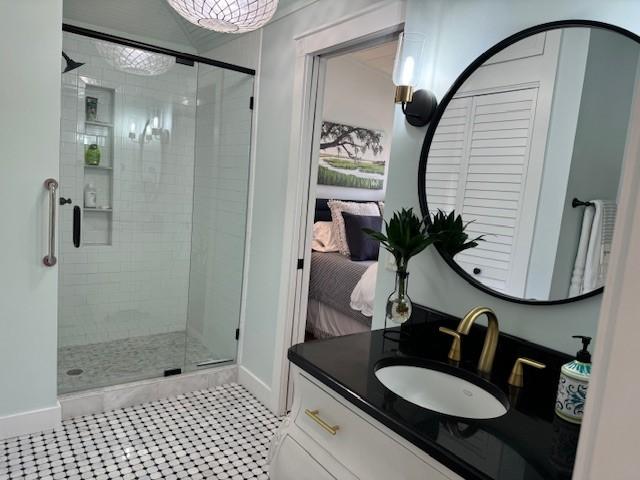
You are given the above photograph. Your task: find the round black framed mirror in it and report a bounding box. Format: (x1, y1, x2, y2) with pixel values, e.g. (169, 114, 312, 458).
(418, 20, 640, 305)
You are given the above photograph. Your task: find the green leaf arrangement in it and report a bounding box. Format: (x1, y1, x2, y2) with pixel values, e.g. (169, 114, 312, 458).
(363, 208, 434, 273)
(427, 209, 485, 257)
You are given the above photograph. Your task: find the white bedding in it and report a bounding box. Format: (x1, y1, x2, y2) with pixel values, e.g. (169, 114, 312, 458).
(306, 298, 371, 339)
(305, 251, 378, 339)
(350, 262, 378, 317)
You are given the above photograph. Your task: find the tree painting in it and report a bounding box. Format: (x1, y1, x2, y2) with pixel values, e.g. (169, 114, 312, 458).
(318, 121, 386, 190)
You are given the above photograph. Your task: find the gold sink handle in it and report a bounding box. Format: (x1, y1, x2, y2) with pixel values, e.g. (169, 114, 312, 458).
(439, 327, 462, 362)
(508, 357, 546, 388)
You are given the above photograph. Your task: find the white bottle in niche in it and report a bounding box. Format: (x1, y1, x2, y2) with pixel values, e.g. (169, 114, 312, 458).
(84, 183, 97, 208)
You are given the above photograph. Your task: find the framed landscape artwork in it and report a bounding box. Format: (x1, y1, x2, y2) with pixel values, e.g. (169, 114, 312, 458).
(317, 121, 387, 191)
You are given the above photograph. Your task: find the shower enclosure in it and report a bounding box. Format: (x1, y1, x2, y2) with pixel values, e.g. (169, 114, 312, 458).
(57, 28, 253, 394)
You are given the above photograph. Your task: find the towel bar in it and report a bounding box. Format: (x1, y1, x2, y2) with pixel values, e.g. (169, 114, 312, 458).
(572, 198, 594, 208)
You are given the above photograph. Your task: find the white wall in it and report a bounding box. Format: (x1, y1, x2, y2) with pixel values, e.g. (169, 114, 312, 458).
(374, 0, 640, 357)
(58, 33, 198, 348)
(573, 55, 640, 479)
(525, 28, 589, 299)
(204, 31, 261, 70)
(232, 0, 399, 398)
(317, 53, 396, 201)
(549, 28, 638, 297)
(0, 0, 62, 434)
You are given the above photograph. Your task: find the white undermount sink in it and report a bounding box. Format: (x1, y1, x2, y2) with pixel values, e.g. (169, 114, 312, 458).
(375, 362, 509, 420)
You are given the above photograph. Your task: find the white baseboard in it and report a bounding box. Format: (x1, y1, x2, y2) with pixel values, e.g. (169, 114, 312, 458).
(0, 402, 61, 440)
(238, 365, 274, 412)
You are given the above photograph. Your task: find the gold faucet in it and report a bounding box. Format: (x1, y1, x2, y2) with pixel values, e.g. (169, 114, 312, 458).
(508, 357, 546, 388)
(439, 306, 499, 375)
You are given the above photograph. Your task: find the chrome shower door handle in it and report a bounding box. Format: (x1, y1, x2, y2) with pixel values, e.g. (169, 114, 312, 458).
(43, 178, 58, 267)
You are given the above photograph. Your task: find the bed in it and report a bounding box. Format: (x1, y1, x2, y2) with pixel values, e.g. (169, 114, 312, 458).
(305, 199, 380, 339)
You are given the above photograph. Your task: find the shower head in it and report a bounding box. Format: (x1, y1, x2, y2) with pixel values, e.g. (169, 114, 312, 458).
(62, 51, 85, 73)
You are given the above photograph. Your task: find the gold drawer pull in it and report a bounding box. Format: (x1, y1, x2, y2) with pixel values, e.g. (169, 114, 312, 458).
(304, 409, 340, 435)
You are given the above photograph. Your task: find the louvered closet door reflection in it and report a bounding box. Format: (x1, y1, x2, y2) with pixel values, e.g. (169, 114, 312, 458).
(426, 88, 539, 294)
(455, 88, 539, 295)
(426, 97, 472, 213)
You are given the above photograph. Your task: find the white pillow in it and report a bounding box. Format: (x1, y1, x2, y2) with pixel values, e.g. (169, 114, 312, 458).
(327, 200, 381, 256)
(311, 221, 340, 252)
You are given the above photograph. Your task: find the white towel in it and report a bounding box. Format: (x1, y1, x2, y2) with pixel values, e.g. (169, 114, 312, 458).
(569, 200, 617, 296)
(569, 206, 594, 296)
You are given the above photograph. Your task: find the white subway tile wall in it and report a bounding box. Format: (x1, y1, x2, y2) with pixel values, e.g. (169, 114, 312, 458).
(59, 32, 198, 348)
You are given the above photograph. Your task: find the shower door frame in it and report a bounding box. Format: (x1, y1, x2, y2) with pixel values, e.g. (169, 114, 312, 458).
(62, 24, 256, 76)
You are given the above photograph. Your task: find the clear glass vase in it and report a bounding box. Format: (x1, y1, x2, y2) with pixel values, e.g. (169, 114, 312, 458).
(386, 270, 412, 325)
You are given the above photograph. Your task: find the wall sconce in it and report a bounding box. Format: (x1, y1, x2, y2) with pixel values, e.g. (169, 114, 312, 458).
(393, 32, 438, 127)
(129, 122, 137, 141)
(151, 115, 162, 137)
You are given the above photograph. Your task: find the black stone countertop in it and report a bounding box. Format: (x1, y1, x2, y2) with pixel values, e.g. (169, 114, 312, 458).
(288, 305, 582, 480)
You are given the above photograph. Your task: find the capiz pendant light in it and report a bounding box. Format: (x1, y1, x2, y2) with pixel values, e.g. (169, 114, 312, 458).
(167, 0, 279, 33)
(95, 42, 174, 76)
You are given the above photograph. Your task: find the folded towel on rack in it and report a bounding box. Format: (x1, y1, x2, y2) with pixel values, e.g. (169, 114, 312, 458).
(569, 207, 594, 297)
(569, 200, 617, 296)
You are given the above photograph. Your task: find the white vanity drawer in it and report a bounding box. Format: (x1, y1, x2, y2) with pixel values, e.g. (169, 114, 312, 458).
(270, 436, 342, 480)
(293, 372, 458, 480)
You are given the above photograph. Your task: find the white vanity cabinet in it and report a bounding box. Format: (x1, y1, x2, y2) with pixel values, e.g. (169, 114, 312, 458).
(269, 436, 356, 480)
(268, 368, 464, 480)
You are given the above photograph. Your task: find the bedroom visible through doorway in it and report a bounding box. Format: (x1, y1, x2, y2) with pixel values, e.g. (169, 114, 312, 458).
(303, 39, 398, 342)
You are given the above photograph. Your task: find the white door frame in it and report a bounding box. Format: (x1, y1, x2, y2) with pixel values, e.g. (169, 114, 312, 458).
(270, 0, 406, 415)
(284, 53, 327, 410)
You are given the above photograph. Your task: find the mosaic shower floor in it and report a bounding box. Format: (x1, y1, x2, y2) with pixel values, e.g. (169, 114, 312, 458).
(58, 332, 229, 394)
(0, 383, 279, 480)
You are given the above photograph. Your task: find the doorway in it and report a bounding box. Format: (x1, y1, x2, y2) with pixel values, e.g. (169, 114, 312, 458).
(282, 36, 401, 408)
(302, 40, 398, 342)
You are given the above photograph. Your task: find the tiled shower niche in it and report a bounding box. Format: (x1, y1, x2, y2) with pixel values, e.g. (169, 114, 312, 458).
(83, 85, 114, 245)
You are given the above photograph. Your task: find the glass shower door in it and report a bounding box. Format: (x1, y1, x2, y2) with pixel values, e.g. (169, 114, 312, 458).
(58, 32, 200, 393)
(58, 31, 254, 394)
(185, 64, 255, 371)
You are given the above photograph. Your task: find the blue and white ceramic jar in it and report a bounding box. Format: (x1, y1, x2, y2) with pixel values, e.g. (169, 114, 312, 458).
(555, 336, 592, 424)
(555, 360, 590, 423)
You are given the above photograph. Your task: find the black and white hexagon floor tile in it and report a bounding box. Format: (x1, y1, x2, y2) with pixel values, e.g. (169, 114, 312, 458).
(0, 384, 281, 480)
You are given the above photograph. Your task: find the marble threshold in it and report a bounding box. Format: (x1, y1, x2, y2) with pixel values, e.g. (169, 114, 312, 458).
(58, 364, 238, 420)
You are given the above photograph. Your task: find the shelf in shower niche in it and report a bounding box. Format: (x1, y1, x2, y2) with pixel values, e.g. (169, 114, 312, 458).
(83, 241, 111, 247)
(85, 120, 114, 128)
(84, 207, 113, 212)
(84, 165, 113, 171)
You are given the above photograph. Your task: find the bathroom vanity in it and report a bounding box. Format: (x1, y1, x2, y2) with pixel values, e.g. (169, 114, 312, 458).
(269, 306, 579, 480)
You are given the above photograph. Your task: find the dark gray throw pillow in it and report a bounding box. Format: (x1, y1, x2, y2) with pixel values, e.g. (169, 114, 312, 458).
(341, 212, 382, 261)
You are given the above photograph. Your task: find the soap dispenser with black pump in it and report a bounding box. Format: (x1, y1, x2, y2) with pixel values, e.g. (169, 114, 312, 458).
(555, 335, 592, 424)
